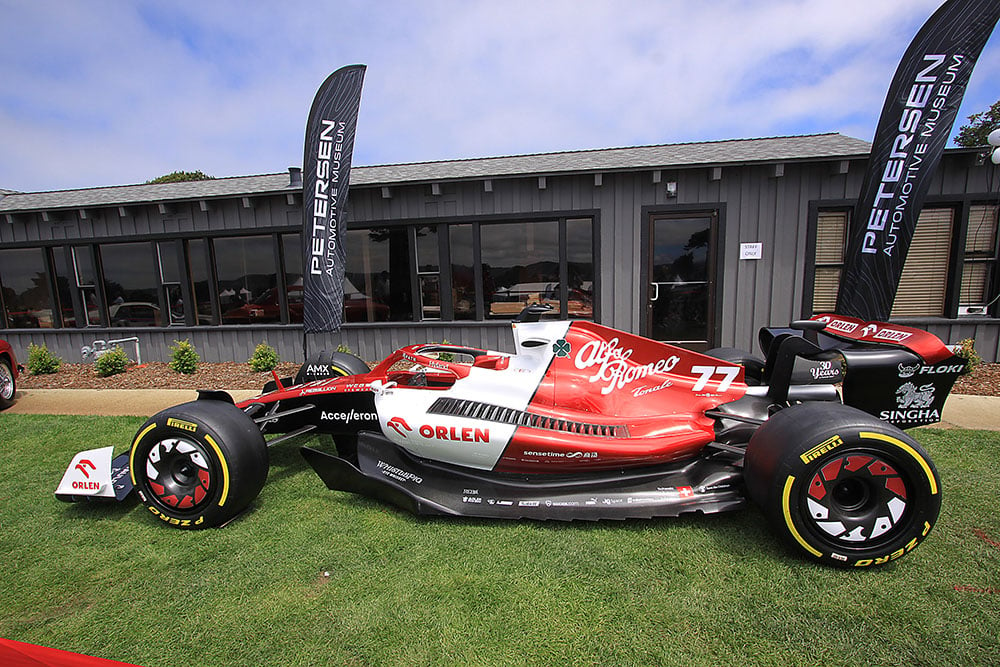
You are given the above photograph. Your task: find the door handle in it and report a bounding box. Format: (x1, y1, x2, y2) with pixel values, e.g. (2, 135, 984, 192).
(650, 283, 660, 302)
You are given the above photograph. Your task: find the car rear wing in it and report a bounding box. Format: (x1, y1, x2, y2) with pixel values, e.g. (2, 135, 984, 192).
(758, 317, 966, 429)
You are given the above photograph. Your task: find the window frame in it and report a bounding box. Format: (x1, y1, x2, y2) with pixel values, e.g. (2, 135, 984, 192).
(0, 211, 600, 329)
(806, 197, 997, 321)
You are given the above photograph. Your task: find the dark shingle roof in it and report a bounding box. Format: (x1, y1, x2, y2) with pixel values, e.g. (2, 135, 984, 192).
(0, 133, 872, 213)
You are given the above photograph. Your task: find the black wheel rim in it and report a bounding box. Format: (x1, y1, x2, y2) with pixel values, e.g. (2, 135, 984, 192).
(802, 450, 912, 548)
(144, 437, 213, 511)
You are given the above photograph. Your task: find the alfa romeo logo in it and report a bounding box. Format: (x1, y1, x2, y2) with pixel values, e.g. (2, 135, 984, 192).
(553, 339, 571, 358)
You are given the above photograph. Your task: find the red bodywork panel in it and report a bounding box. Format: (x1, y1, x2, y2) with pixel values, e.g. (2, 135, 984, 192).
(497, 322, 747, 472)
(237, 321, 748, 474)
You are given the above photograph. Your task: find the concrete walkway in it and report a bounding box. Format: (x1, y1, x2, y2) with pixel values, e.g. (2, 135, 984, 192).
(3, 388, 999, 430)
(4, 388, 261, 416)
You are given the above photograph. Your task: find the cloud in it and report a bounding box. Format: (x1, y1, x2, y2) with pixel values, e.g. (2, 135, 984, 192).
(0, 0, 993, 193)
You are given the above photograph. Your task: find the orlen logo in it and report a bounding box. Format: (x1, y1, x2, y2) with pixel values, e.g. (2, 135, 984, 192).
(418, 425, 490, 443)
(75, 459, 96, 479)
(817, 317, 858, 334)
(387, 417, 412, 437)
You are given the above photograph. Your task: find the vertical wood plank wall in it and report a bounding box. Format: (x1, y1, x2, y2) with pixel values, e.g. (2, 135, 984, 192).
(2, 152, 998, 363)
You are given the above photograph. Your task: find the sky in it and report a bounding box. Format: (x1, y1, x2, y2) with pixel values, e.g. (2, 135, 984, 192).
(1, 0, 997, 194)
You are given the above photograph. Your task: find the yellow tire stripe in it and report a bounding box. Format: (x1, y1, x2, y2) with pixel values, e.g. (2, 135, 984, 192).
(129, 423, 158, 486)
(782, 476, 823, 558)
(204, 434, 230, 506)
(860, 431, 938, 495)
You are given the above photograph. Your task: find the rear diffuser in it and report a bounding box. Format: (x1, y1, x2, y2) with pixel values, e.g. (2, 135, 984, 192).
(301, 432, 746, 520)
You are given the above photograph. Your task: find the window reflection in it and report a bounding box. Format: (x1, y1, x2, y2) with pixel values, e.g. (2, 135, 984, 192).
(345, 228, 407, 322)
(102, 243, 161, 327)
(481, 222, 559, 318)
(282, 233, 304, 324)
(450, 224, 475, 320)
(215, 236, 279, 324)
(187, 239, 215, 325)
(0, 248, 53, 328)
(1, 217, 596, 329)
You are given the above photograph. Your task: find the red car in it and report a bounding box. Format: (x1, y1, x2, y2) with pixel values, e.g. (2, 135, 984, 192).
(0, 339, 21, 410)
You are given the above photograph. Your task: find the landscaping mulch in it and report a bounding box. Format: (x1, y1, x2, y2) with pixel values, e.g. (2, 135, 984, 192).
(17, 361, 303, 391)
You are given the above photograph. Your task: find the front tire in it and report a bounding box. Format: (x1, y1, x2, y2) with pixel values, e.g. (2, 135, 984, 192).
(744, 403, 941, 568)
(130, 400, 268, 529)
(0, 358, 15, 409)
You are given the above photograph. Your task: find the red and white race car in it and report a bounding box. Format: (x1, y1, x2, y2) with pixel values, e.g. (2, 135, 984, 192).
(56, 307, 964, 568)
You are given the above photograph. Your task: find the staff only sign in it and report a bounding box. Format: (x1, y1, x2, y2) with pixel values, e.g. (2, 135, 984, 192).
(302, 64, 366, 333)
(836, 0, 1000, 321)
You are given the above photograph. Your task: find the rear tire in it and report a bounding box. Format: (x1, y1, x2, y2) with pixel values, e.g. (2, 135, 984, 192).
(130, 400, 268, 529)
(744, 403, 940, 568)
(295, 350, 370, 384)
(0, 358, 15, 410)
(706, 347, 764, 385)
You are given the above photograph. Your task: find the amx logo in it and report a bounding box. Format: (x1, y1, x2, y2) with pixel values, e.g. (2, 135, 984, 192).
(387, 417, 412, 437)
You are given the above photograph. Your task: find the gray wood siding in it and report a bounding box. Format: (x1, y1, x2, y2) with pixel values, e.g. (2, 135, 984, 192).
(4, 151, 999, 365)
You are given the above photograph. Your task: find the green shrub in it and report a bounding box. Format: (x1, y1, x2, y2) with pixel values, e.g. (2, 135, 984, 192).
(249, 342, 279, 372)
(169, 339, 200, 375)
(27, 343, 61, 375)
(95, 346, 130, 377)
(336, 343, 353, 355)
(956, 338, 982, 375)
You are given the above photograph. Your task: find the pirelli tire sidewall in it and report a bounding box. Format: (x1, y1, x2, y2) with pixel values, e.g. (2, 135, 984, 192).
(130, 400, 269, 529)
(744, 402, 941, 568)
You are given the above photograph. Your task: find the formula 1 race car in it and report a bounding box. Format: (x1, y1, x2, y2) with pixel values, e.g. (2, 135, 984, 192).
(56, 307, 965, 568)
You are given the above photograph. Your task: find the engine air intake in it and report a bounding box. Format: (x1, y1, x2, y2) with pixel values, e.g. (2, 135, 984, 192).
(428, 397, 628, 438)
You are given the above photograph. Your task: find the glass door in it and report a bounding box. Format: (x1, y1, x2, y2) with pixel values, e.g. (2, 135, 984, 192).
(645, 213, 715, 350)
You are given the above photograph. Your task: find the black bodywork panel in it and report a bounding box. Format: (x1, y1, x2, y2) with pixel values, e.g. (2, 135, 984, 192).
(301, 432, 747, 520)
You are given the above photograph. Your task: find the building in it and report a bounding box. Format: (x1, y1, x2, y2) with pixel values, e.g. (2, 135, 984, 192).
(1, 133, 998, 365)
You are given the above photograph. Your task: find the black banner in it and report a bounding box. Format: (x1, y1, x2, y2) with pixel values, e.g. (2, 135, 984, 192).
(836, 0, 1000, 321)
(302, 65, 366, 333)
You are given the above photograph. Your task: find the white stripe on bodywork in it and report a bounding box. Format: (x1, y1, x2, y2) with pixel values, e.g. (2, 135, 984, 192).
(375, 321, 570, 470)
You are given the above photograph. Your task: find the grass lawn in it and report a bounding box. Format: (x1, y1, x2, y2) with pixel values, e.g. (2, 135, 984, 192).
(1, 414, 999, 666)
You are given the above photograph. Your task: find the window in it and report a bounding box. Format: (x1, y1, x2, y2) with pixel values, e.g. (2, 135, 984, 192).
(157, 241, 186, 326)
(482, 221, 560, 318)
(450, 224, 476, 320)
(51, 247, 77, 327)
(281, 233, 303, 324)
(812, 211, 848, 313)
(187, 239, 215, 325)
(566, 218, 595, 319)
(102, 242, 161, 326)
(0, 248, 54, 328)
(812, 205, 998, 319)
(345, 228, 408, 322)
(890, 208, 953, 318)
(960, 204, 999, 313)
(214, 236, 279, 325)
(69, 246, 101, 326)
(415, 226, 441, 320)
(0, 214, 596, 330)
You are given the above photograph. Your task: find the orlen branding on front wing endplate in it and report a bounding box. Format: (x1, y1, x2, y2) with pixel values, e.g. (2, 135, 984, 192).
(55, 446, 118, 499)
